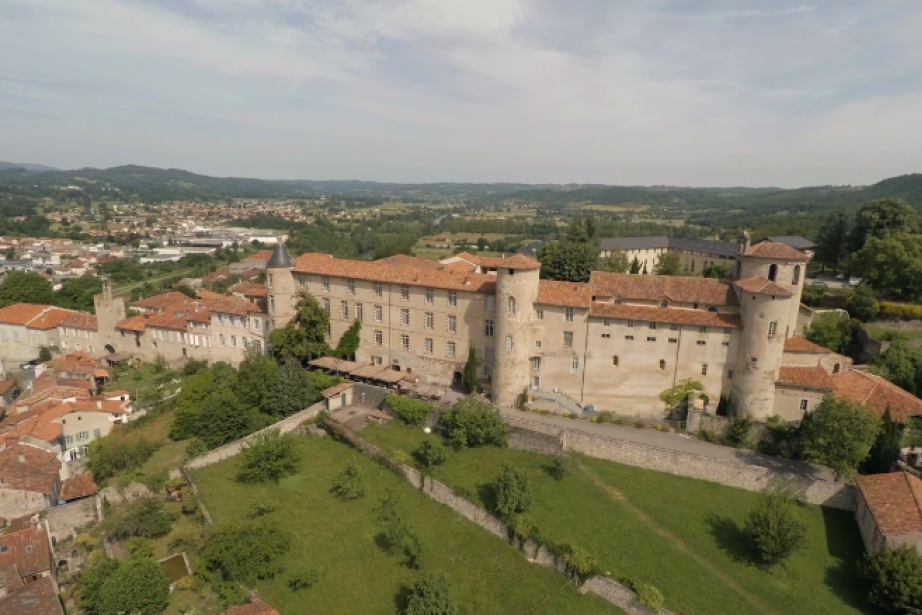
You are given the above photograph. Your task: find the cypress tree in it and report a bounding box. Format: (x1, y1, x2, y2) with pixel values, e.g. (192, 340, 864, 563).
(462, 347, 478, 394)
(864, 408, 904, 474)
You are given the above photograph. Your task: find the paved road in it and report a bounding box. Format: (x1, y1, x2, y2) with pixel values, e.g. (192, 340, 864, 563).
(499, 408, 836, 482)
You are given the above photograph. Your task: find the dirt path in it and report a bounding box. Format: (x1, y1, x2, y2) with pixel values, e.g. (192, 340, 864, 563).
(579, 464, 783, 615)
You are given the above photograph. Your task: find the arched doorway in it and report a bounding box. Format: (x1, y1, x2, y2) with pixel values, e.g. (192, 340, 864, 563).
(452, 371, 462, 387)
(768, 264, 778, 282)
(104, 344, 116, 354)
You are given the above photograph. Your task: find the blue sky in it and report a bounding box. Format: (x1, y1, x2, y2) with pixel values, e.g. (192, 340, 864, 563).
(1, 0, 920, 186)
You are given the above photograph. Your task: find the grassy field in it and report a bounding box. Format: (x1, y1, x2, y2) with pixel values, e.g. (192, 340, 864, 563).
(576, 201, 651, 212)
(193, 434, 624, 615)
(362, 422, 874, 615)
(864, 323, 922, 342)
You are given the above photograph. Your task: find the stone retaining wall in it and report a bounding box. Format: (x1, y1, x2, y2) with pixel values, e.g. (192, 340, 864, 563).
(504, 417, 856, 511)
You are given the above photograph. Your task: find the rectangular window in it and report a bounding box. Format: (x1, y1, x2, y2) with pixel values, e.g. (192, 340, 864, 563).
(374, 330, 383, 346)
(448, 291, 457, 307)
(564, 331, 574, 347)
(374, 304, 383, 322)
(625, 334, 635, 341)
(535, 340, 542, 349)
(400, 334, 410, 350)
(699, 326, 708, 333)
(447, 314, 457, 333)
(425, 311, 434, 330)
(647, 336, 656, 342)
(531, 357, 541, 371)
(230, 335, 236, 347)
(571, 356, 580, 374)
(800, 399, 809, 411)
(446, 341, 456, 358)
(322, 276, 330, 292)
(219, 333, 225, 345)
(340, 301, 349, 320)
(627, 320, 635, 328)
(356, 302, 364, 321)
(728, 370, 734, 379)
(65, 435, 73, 444)
(347, 279, 356, 295)
(13, 331, 18, 342)
(484, 320, 494, 337)
(374, 282, 384, 297)
(536, 309, 544, 320)
(425, 288, 434, 304)
(603, 318, 610, 327)
(77, 431, 89, 441)
(701, 364, 708, 376)
(696, 340, 706, 346)
(424, 338, 434, 354)
(722, 341, 730, 347)
(485, 296, 494, 312)
(401, 285, 410, 301)
(485, 347, 494, 361)
(322, 297, 330, 313)
(668, 338, 678, 343)
(0, 330, 5, 341)
(565, 307, 575, 322)
(484, 365, 493, 379)
(602, 333, 611, 339)
(93, 428, 101, 439)
(372, 355, 383, 365)
(670, 323, 679, 331)
(723, 327, 732, 335)
(649, 322, 657, 330)
(400, 308, 410, 326)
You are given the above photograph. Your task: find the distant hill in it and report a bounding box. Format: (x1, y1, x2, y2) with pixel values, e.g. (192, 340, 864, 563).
(0, 161, 59, 172)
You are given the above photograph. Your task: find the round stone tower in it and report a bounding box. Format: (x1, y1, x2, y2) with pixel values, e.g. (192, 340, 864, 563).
(492, 254, 541, 408)
(731, 236, 810, 419)
(266, 242, 296, 330)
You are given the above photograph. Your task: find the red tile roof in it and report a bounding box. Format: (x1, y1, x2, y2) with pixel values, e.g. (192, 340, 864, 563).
(776, 366, 834, 390)
(0, 445, 59, 495)
(222, 599, 280, 615)
(589, 302, 743, 329)
(497, 254, 541, 270)
(0, 380, 14, 396)
(129, 291, 197, 312)
(536, 280, 592, 308)
(0, 527, 52, 579)
(114, 315, 147, 332)
(0, 576, 62, 615)
(246, 250, 275, 263)
(745, 241, 810, 261)
(0, 304, 78, 330)
(292, 253, 497, 293)
(376, 254, 443, 270)
(589, 272, 738, 306)
(784, 337, 832, 354)
(321, 382, 353, 398)
(229, 282, 268, 298)
(858, 472, 922, 537)
(61, 472, 99, 501)
(58, 312, 97, 331)
(732, 277, 794, 297)
(833, 370, 922, 423)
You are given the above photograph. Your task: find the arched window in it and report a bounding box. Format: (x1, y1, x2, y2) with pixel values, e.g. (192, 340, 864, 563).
(507, 296, 516, 316)
(659, 359, 666, 370)
(833, 363, 841, 374)
(793, 265, 801, 285)
(768, 264, 778, 282)
(768, 321, 778, 336)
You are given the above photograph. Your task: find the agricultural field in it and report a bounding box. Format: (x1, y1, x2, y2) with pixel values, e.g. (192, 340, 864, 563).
(576, 201, 651, 213)
(362, 422, 874, 615)
(192, 434, 623, 615)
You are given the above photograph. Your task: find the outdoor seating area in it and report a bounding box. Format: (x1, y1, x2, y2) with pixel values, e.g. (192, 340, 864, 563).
(307, 357, 447, 400)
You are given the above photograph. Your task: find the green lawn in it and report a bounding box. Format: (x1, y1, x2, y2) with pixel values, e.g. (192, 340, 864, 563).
(192, 434, 624, 615)
(864, 323, 922, 342)
(362, 422, 874, 615)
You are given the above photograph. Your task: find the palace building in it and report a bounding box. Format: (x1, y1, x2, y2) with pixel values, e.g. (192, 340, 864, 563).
(264, 233, 849, 420)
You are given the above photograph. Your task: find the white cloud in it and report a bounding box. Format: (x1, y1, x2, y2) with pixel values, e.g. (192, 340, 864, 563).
(0, 0, 920, 185)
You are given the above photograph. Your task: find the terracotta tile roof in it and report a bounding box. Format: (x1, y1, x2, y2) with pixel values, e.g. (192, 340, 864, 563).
(589, 272, 738, 306)
(292, 253, 497, 293)
(732, 277, 794, 297)
(0, 380, 14, 396)
(833, 370, 922, 423)
(129, 291, 198, 312)
(222, 599, 280, 615)
(0, 576, 62, 615)
(69, 399, 129, 415)
(451, 252, 483, 265)
(58, 312, 97, 331)
(229, 282, 268, 298)
(197, 292, 261, 316)
(0, 304, 50, 326)
(441, 261, 478, 273)
(46, 351, 97, 373)
(858, 472, 922, 537)
(477, 256, 508, 268)
(0, 445, 59, 495)
(784, 337, 832, 354)
(61, 472, 99, 501)
(114, 315, 147, 332)
(0, 528, 52, 580)
(29, 308, 80, 330)
(11, 387, 89, 411)
(497, 254, 541, 270)
(142, 312, 190, 331)
(376, 254, 443, 270)
(589, 302, 743, 329)
(246, 250, 275, 263)
(536, 281, 591, 308)
(776, 366, 834, 390)
(744, 241, 810, 261)
(321, 382, 353, 398)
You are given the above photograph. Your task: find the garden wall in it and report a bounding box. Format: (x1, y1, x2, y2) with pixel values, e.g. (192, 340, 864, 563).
(504, 417, 856, 511)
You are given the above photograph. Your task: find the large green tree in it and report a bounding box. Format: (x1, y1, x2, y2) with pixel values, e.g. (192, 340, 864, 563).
(814, 210, 851, 272)
(538, 241, 598, 283)
(198, 386, 264, 448)
(54, 274, 103, 311)
(850, 232, 922, 300)
(270, 358, 314, 418)
(847, 282, 879, 322)
(234, 348, 279, 415)
(861, 545, 922, 615)
(597, 251, 629, 273)
(0, 271, 53, 307)
(863, 408, 904, 475)
(269, 292, 332, 364)
(850, 198, 921, 252)
(797, 397, 880, 479)
(96, 558, 171, 615)
(653, 253, 685, 276)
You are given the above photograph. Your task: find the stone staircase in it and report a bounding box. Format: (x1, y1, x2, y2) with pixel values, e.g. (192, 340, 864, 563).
(530, 389, 583, 416)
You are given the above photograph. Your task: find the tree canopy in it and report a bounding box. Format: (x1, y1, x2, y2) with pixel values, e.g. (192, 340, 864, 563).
(269, 291, 332, 364)
(0, 271, 53, 307)
(538, 241, 599, 283)
(797, 397, 880, 479)
(850, 232, 922, 300)
(850, 198, 921, 252)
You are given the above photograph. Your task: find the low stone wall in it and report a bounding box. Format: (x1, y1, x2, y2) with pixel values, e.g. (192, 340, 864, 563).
(351, 382, 389, 409)
(323, 417, 676, 615)
(508, 424, 563, 456)
(184, 401, 326, 470)
(504, 417, 855, 511)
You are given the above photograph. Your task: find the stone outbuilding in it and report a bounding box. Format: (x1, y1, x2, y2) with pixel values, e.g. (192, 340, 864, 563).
(321, 382, 354, 412)
(855, 471, 922, 556)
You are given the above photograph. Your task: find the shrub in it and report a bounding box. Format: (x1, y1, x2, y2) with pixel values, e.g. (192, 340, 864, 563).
(196, 521, 291, 587)
(380, 516, 425, 569)
(102, 498, 178, 540)
(96, 558, 171, 615)
(88, 435, 159, 481)
(696, 429, 718, 443)
(743, 485, 807, 566)
(562, 544, 596, 582)
(237, 429, 302, 484)
(726, 415, 753, 448)
(168, 525, 206, 555)
(180, 492, 200, 516)
(331, 461, 366, 500)
(386, 395, 432, 427)
(405, 572, 459, 615)
(508, 514, 535, 543)
(494, 463, 532, 518)
(288, 568, 320, 592)
(127, 537, 154, 559)
(861, 545, 922, 615)
(393, 450, 411, 465)
(248, 490, 276, 518)
(185, 438, 208, 460)
(550, 452, 578, 479)
(597, 411, 616, 424)
(414, 441, 447, 468)
(441, 398, 507, 449)
(879, 301, 922, 321)
(625, 578, 665, 611)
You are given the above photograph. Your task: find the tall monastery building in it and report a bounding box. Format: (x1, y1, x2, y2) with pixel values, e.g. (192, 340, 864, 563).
(265, 233, 845, 421)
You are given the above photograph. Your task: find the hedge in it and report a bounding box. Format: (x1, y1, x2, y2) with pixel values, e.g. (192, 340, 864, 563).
(879, 302, 922, 321)
(385, 395, 432, 427)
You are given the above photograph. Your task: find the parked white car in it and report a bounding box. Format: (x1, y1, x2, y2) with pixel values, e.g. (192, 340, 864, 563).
(848, 277, 862, 287)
